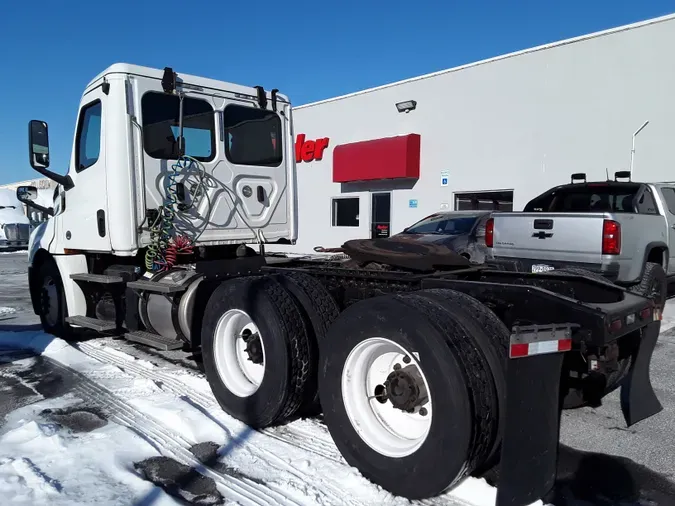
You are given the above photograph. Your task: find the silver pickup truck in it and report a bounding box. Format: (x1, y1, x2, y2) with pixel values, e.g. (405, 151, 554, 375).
(488, 172, 674, 309)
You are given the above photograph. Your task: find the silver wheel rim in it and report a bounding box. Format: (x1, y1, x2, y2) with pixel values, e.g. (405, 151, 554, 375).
(213, 309, 266, 397)
(341, 337, 433, 458)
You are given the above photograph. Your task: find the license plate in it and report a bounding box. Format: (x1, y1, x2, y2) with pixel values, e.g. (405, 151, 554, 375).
(532, 264, 555, 273)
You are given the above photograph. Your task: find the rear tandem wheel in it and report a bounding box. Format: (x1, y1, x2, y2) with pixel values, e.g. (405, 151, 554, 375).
(318, 290, 502, 499)
(200, 275, 314, 428)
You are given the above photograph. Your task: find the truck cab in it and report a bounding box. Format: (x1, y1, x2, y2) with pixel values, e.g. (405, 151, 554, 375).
(19, 64, 297, 335)
(25, 63, 297, 258)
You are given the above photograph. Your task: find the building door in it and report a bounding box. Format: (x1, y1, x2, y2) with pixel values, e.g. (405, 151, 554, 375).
(371, 192, 391, 238)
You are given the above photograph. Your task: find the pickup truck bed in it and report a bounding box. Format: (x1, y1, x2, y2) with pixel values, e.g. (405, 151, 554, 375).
(488, 177, 675, 308)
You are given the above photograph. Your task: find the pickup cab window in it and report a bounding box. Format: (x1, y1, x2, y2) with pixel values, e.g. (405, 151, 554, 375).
(524, 184, 641, 213)
(635, 188, 659, 215)
(660, 188, 675, 215)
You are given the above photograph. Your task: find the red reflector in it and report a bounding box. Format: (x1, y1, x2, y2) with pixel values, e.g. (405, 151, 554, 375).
(557, 338, 572, 352)
(602, 220, 621, 255)
(510, 343, 529, 358)
(485, 218, 494, 248)
(609, 319, 622, 332)
(640, 307, 652, 320)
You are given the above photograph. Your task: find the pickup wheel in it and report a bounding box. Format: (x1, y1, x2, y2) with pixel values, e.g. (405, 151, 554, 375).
(200, 276, 312, 428)
(318, 292, 498, 499)
(35, 259, 72, 339)
(630, 262, 667, 311)
(271, 271, 340, 416)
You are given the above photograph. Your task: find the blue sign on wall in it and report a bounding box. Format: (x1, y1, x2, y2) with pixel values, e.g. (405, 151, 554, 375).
(409, 199, 418, 208)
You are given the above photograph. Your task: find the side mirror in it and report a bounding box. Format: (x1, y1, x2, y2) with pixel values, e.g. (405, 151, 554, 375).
(29, 120, 50, 170)
(16, 185, 38, 204)
(26, 120, 74, 190)
(16, 185, 54, 217)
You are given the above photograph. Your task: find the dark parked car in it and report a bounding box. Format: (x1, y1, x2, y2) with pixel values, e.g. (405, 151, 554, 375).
(393, 210, 492, 264)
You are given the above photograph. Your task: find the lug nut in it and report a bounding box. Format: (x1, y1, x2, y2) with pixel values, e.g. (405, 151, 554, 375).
(403, 356, 411, 364)
(393, 363, 401, 371)
(419, 407, 428, 416)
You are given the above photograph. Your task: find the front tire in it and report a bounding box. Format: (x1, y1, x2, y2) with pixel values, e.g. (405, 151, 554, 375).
(201, 276, 312, 428)
(35, 259, 72, 339)
(318, 292, 499, 499)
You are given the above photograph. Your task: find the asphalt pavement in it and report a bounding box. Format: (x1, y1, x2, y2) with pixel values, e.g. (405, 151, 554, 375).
(1, 251, 675, 505)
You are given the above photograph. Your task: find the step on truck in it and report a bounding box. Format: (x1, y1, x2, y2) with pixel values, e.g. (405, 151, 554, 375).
(18, 64, 664, 506)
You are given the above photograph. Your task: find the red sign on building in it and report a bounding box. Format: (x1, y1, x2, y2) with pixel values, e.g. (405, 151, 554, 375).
(295, 134, 330, 163)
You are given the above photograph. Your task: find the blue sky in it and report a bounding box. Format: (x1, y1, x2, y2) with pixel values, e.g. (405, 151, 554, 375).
(1, 0, 673, 185)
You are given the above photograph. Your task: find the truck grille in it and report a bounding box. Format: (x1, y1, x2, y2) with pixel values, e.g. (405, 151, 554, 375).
(4, 224, 30, 242)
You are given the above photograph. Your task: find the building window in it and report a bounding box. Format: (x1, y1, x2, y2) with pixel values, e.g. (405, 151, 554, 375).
(141, 92, 216, 161)
(75, 100, 102, 172)
(455, 190, 514, 211)
(332, 197, 360, 227)
(223, 104, 282, 167)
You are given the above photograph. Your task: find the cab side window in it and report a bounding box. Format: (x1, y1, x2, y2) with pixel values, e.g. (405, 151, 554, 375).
(660, 188, 675, 215)
(636, 188, 659, 215)
(76, 100, 102, 172)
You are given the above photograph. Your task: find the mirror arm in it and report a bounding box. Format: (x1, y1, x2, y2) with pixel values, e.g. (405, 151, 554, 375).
(22, 200, 54, 217)
(31, 166, 73, 190)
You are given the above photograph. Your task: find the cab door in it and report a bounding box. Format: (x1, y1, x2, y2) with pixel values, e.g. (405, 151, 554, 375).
(59, 87, 111, 251)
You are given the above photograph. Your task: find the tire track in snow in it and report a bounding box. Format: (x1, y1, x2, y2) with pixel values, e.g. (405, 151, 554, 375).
(71, 343, 372, 506)
(76, 342, 345, 464)
(74, 341, 474, 506)
(43, 357, 302, 506)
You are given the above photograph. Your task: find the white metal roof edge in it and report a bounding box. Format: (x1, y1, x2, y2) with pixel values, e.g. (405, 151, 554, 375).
(294, 12, 675, 110)
(86, 63, 291, 103)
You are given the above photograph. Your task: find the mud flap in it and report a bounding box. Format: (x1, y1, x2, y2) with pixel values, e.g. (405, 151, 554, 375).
(620, 320, 663, 427)
(496, 352, 565, 506)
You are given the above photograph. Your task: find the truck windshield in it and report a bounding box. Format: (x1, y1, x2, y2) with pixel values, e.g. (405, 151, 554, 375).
(525, 184, 641, 213)
(404, 214, 481, 235)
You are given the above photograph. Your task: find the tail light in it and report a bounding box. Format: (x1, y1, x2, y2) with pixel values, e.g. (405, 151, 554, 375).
(602, 219, 621, 255)
(485, 218, 494, 248)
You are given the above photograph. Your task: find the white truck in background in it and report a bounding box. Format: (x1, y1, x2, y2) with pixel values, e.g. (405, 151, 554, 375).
(16, 64, 665, 506)
(487, 172, 674, 310)
(0, 188, 31, 250)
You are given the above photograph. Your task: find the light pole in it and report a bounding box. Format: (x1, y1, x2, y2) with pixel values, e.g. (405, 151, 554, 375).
(630, 120, 650, 178)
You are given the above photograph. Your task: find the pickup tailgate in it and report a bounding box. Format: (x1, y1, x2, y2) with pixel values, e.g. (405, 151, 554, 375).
(492, 212, 607, 264)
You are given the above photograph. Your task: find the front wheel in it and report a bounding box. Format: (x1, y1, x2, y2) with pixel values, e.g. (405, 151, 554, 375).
(34, 259, 72, 339)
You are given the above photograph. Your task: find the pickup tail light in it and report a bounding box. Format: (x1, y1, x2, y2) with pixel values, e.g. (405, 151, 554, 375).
(602, 219, 621, 255)
(485, 218, 494, 248)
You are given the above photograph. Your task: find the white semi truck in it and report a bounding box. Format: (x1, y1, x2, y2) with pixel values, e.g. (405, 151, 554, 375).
(18, 64, 665, 506)
(0, 188, 31, 250)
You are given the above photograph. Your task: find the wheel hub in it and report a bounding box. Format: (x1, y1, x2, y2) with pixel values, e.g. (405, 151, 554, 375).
(377, 364, 429, 412)
(241, 328, 264, 364)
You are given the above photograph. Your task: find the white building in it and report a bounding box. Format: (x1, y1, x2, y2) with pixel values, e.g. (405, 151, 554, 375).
(3, 13, 675, 254)
(280, 13, 675, 253)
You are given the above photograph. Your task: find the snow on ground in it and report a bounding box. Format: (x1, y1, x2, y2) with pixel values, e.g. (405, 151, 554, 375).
(0, 330, 521, 506)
